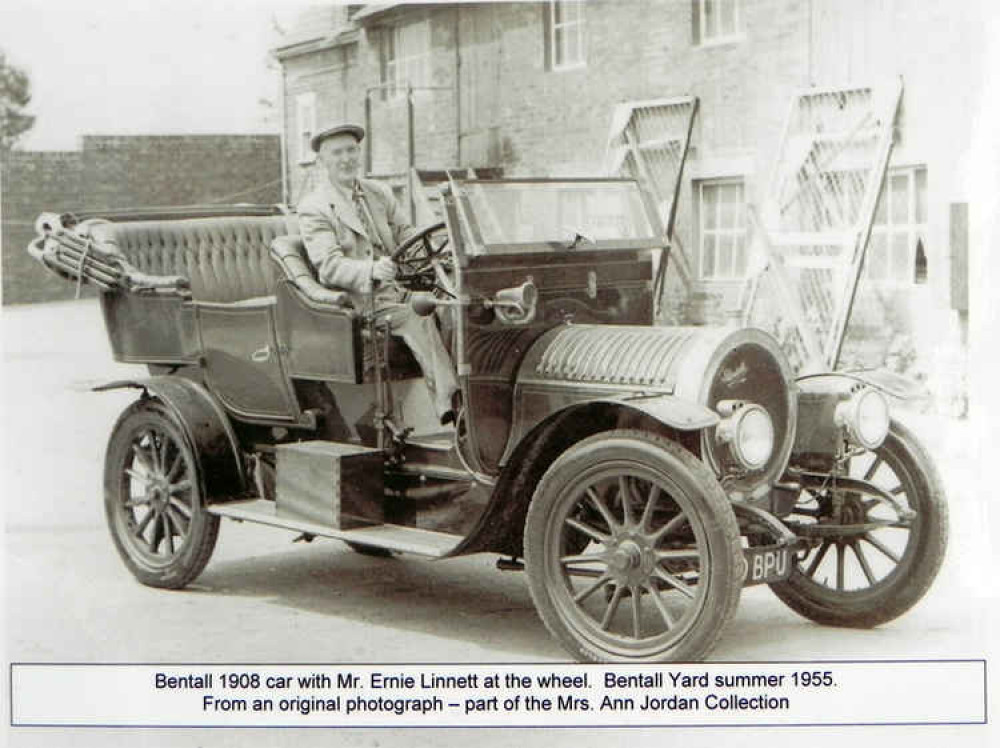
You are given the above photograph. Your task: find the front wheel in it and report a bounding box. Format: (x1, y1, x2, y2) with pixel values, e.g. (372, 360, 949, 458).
(524, 430, 744, 663)
(104, 399, 220, 589)
(770, 420, 947, 627)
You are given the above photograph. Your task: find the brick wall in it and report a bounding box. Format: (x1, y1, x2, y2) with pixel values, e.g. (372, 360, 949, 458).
(280, 1, 808, 218)
(78, 135, 281, 210)
(277, 0, 977, 406)
(2, 134, 280, 305)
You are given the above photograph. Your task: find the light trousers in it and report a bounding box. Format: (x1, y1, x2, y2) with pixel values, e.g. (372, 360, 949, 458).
(372, 286, 459, 420)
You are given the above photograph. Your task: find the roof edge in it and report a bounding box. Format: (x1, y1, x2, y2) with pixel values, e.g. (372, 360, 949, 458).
(272, 29, 360, 61)
(349, 4, 402, 23)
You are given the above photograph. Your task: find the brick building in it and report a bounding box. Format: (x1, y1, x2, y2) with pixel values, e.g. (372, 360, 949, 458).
(2, 134, 281, 305)
(269, 1, 982, 410)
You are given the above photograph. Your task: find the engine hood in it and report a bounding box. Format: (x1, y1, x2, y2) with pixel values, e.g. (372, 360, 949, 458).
(519, 325, 699, 390)
(516, 324, 797, 495)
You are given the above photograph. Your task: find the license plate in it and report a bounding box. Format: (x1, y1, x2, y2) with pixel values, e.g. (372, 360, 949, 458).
(743, 545, 792, 585)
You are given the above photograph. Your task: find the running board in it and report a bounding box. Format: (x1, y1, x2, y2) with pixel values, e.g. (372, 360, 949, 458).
(397, 462, 474, 482)
(406, 431, 455, 452)
(208, 499, 461, 558)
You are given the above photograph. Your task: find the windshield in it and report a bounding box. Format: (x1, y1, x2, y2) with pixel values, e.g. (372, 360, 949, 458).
(453, 179, 662, 254)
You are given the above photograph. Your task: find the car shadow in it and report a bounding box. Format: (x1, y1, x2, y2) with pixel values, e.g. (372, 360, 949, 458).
(186, 533, 931, 663)
(192, 539, 564, 661)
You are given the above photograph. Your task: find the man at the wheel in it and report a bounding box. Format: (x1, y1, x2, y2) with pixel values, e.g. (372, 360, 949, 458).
(298, 123, 460, 425)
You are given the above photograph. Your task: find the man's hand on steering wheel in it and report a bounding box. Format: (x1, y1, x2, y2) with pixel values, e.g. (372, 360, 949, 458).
(372, 256, 397, 283)
(390, 221, 454, 296)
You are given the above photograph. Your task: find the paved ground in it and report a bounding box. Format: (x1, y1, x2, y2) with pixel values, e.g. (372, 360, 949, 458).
(3, 299, 996, 747)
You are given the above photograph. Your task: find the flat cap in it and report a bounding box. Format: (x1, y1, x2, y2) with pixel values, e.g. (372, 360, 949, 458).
(311, 123, 365, 152)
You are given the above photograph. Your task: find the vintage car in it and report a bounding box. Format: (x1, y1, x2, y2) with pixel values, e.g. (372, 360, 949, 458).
(28, 176, 947, 663)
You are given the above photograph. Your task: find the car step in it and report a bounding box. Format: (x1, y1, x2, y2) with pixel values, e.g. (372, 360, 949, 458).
(405, 430, 454, 452)
(208, 499, 461, 557)
(396, 462, 473, 482)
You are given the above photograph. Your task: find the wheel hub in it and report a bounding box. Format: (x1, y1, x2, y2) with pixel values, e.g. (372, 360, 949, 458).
(609, 540, 641, 572)
(146, 476, 170, 510)
(608, 536, 656, 585)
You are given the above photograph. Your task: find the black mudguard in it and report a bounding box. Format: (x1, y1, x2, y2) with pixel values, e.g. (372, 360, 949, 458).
(95, 376, 247, 499)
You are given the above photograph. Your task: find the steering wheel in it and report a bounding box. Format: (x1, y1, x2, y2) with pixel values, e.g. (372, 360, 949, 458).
(391, 221, 455, 297)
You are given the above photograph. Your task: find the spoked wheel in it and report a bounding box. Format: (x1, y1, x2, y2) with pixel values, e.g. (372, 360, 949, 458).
(104, 399, 219, 589)
(770, 420, 947, 627)
(524, 430, 743, 663)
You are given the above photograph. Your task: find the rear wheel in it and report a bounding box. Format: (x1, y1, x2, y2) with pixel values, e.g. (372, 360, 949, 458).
(770, 421, 947, 627)
(104, 399, 219, 589)
(524, 430, 743, 663)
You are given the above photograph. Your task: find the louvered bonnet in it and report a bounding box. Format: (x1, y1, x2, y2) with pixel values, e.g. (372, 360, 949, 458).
(523, 324, 797, 493)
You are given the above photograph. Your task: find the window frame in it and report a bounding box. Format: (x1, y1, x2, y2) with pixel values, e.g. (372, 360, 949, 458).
(295, 92, 317, 165)
(693, 0, 744, 48)
(379, 19, 431, 100)
(549, 1, 586, 71)
(697, 177, 748, 281)
(865, 165, 928, 287)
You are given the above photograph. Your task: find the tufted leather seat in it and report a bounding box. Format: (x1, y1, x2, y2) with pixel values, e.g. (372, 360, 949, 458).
(98, 215, 299, 302)
(93, 214, 429, 382)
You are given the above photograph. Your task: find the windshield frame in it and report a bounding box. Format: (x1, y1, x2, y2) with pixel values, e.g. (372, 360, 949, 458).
(448, 177, 666, 257)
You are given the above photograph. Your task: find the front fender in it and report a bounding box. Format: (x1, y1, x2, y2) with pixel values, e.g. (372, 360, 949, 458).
(791, 369, 917, 460)
(94, 376, 246, 498)
(797, 368, 927, 400)
(499, 385, 718, 467)
(452, 392, 717, 558)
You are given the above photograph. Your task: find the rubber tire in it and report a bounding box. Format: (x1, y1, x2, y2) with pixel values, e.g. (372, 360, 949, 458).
(524, 430, 744, 663)
(104, 399, 220, 589)
(770, 420, 948, 627)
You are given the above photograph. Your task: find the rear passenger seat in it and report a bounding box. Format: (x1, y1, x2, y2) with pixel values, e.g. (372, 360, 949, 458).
(91, 212, 419, 379)
(93, 215, 299, 303)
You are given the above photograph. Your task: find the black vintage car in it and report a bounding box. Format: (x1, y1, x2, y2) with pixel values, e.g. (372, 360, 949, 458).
(28, 176, 946, 663)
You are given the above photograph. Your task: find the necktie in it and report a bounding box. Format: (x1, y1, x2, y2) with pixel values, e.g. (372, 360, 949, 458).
(353, 184, 387, 257)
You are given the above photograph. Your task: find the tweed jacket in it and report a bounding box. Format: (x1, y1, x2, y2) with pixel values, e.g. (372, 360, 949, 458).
(297, 173, 417, 305)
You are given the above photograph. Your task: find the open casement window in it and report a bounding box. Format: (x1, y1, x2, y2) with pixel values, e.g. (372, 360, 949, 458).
(546, 1, 586, 70)
(699, 179, 748, 280)
(379, 20, 431, 100)
(741, 80, 903, 373)
(295, 92, 317, 164)
(605, 96, 698, 315)
(692, 0, 742, 46)
(867, 166, 928, 285)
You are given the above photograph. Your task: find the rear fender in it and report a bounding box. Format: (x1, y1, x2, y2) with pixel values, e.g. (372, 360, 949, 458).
(94, 376, 246, 498)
